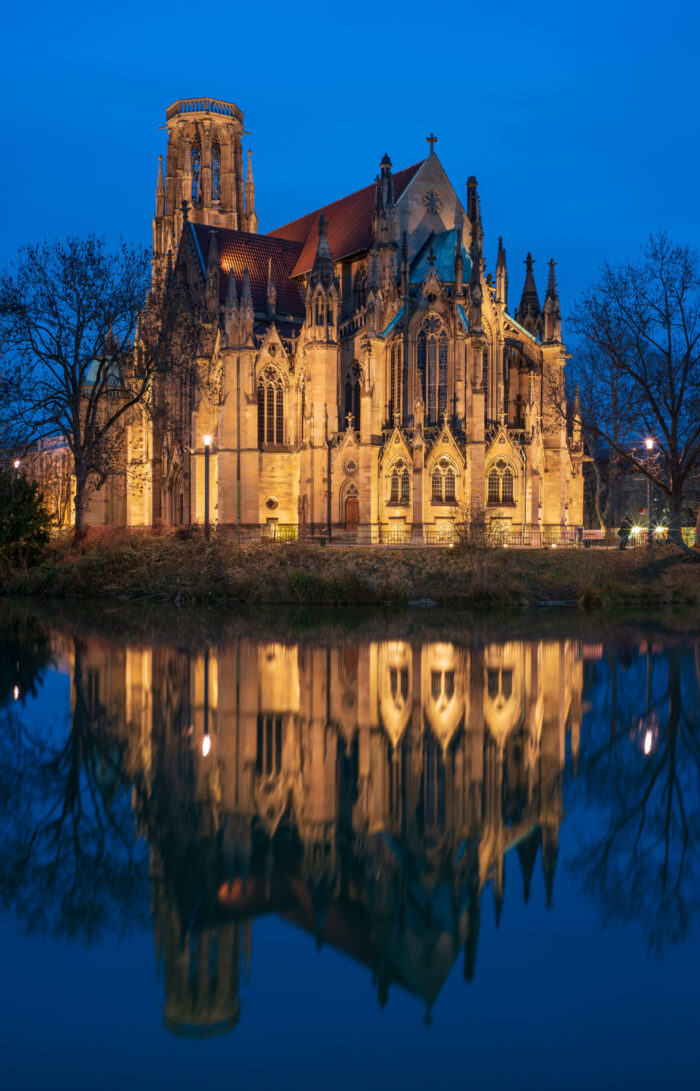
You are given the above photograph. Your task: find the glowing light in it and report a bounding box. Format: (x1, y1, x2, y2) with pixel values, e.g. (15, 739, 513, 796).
(645, 438, 654, 451)
(203, 434, 212, 448)
(13, 685, 19, 701)
(13, 459, 20, 470)
(551, 543, 557, 549)
(643, 729, 653, 755)
(448, 542, 454, 549)
(631, 525, 641, 536)
(202, 734, 211, 757)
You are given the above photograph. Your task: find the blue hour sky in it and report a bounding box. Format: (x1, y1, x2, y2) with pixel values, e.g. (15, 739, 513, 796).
(2, 0, 699, 317)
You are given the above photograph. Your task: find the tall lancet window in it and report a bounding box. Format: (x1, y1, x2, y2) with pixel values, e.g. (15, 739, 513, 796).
(191, 143, 202, 207)
(417, 315, 449, 424)
(389, 339, 402, 423)
(343, 362, 362, 430)
(211, 141, 221, 202)
(258, 366, 284, 447)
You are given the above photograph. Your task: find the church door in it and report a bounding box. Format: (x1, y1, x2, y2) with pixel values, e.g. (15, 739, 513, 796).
(345, 496, 359, 530)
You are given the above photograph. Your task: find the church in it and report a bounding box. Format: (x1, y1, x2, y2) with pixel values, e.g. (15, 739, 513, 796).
(104, 95, 583, 541)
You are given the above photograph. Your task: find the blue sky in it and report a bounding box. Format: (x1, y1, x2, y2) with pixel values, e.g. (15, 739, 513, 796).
(2, 0, 699, 316)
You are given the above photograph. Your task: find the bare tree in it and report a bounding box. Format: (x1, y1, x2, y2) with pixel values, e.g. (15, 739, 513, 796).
(570, 233, 700, 545)
(0, 236, 203, 538)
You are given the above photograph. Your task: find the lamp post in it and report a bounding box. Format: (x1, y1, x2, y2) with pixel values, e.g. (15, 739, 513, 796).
(645, 438, 654, 548)
(203, 434, 211, 541)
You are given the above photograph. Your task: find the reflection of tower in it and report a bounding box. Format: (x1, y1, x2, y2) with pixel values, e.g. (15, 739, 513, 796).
(159, 909, 242, 1037)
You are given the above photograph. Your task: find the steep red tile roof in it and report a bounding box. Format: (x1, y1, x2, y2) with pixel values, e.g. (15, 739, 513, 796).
(191, 223, 306, 319)
(268, 162, 424, 276)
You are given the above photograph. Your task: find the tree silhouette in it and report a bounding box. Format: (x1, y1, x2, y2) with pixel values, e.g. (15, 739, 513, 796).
(571, 642, 700, 952)
(0, 637, 149, 941)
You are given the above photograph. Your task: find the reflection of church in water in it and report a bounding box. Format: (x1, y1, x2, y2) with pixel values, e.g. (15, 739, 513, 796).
(79, 633, 583, 1031)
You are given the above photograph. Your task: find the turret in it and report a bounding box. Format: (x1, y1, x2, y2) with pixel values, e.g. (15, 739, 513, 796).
(496, 236, 508, 306)
(543, 258, 562, 341)
(307, 214, 339, 341)
(245, 149, 258, 233)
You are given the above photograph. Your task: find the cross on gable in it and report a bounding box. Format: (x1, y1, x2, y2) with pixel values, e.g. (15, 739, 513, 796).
(426, 133, 438, 153)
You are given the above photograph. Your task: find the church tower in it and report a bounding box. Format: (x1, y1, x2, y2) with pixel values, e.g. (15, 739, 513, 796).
(153, 97, 258, 261)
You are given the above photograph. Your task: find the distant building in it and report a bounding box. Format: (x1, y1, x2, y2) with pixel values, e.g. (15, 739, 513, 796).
(84, 96, 584, 539)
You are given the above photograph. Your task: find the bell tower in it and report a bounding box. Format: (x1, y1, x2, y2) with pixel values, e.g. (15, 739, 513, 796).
(153, 97, 258, 259)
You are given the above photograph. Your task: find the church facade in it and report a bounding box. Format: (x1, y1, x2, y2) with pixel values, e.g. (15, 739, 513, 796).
(103, 95, 583, 541)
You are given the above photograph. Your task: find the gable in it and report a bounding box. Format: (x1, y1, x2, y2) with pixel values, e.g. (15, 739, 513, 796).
(396, 156, 470, 265)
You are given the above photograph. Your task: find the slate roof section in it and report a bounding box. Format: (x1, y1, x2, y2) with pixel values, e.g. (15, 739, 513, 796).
(268, 162, 424, 276)
(190, 223, 306, 319)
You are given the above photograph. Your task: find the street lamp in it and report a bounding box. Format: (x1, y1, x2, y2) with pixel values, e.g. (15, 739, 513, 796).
(644, 438, 654, 548)
(203, 434, 211, 541)
(13, 459, 20, 471)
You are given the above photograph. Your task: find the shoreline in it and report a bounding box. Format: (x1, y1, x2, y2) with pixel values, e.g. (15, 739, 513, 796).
(2, 535, 699, 610)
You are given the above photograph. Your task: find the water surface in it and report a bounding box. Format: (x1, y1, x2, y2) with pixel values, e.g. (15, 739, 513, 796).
(1, 604, 699, 1090)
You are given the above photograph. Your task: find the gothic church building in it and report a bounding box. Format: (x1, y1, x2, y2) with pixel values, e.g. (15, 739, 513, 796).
(116, 95, 583, 541)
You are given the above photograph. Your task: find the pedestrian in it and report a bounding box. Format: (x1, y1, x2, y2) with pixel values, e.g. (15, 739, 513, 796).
(618, 513, 633, 550)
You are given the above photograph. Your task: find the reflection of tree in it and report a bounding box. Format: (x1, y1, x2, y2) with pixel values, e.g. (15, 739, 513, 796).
(572, 644, 700, 952)
(0, 639, 148, 941)
(0, 613, 53, 708)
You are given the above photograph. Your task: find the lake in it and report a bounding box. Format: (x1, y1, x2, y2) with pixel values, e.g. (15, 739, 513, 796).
(1, 602, 698, 1090)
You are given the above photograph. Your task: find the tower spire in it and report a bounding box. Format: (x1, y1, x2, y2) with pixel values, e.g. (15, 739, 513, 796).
(516, 253, 542, 334)
(266, 257, 276, 317)
(240, 266, 254, 340)
(310, 214, 335, 290)
(225, 269, 239, 343)
(245, 149, 258, 233)
(496, 236, 508, 306)
(155, 154, 165, 219)
(543, 258, 561, 341)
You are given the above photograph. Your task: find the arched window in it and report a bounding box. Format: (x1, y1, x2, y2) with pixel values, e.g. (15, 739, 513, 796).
(191, 143, 202, 206)
(401, 468, 410, 503)
(257, 366, 284, 447)
(487, 459, 517, 504)
(431, 458, 458, 503)
(417, 315, 449, 425)
(389, 460, 410, 505)
(300, 381, 306, 443)
(211, 140, 221, 202)
(315, 296, 324, 325)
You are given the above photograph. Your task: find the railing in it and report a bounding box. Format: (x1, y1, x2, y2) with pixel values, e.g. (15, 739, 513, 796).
(165, 98, 244, 122)
(206, 523, 696, 549)
(338, 308, 368, 339)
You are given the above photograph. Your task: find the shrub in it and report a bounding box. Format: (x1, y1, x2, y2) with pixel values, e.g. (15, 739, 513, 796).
(0, 467, 53, 566)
